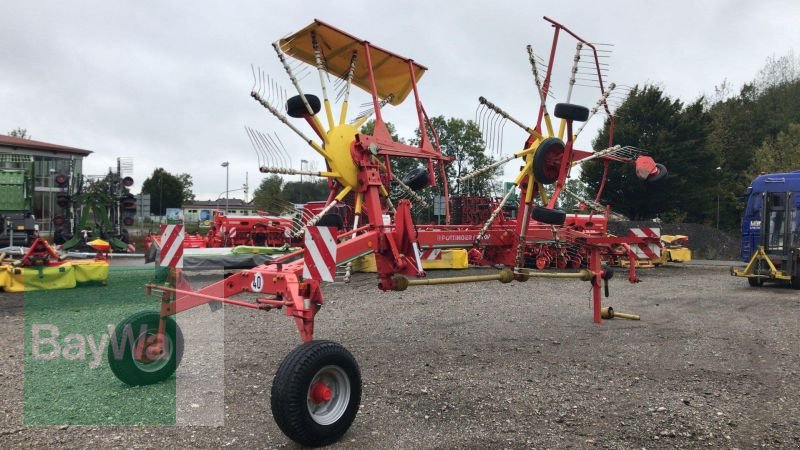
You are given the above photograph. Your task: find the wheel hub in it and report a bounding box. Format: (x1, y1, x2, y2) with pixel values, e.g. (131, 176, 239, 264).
(306, 365, 351, 425)
(133, 333, 171, 372)
(310, 381, 333, 403)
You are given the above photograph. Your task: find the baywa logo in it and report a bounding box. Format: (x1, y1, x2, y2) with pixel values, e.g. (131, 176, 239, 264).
(31, 323, 166, 368)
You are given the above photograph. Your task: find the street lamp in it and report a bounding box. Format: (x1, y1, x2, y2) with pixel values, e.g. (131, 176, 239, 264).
(221, 161, 229, 213)
(158, 176, 163, 223)
(715, 166, 722, 229)
(49, 168, 55, 237)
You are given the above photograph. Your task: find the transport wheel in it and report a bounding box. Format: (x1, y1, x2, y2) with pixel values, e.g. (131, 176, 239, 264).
(647, 163, 668, 183)
(531, 206, 567, 226)
(553, 103, 590, 122)
(532, 137, 564, 185)
(401, 166, 431, 191)
(747, 277, 763, 287)
(271, 340, 362, 447)
(108, 311, 183, 386)
(286, 94, 322, 118)
(317, 213, 344, 229)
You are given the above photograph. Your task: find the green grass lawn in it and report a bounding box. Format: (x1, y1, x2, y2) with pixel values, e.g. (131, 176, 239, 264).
(24, 266, 176, 425)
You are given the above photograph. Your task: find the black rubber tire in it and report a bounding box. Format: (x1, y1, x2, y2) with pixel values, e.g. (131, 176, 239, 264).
(533, 137, 565, 185)
(316, 213, 344, 229)
(271, 340, 362, 447)
(647, 163, 668, 183)
(531, 206, 567, 225)
(791, 276, 800, 290)
(401, 166, 430, 191)
(107, 311, 183, 386)
(747, 277, 763, 287)
(554, 103, 590, 122)
(287, 94, 322, 118)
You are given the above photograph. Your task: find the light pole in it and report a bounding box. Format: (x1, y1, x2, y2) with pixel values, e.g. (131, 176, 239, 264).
(715, 166, 722, 229)
(300, 159, 308, 183)
(49, 168, 55, 237)
(158, 176, 163, 223)
(221, 161, 230, 213)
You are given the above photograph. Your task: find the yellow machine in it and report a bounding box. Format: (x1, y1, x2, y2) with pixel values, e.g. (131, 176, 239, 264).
(657, 234, 692, 264)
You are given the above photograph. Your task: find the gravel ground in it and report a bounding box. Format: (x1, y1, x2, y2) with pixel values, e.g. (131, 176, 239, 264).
(1, 263, 798, 448)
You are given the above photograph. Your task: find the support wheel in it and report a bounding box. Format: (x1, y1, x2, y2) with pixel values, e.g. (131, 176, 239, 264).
(271, 340, 362, 447)
(533, 137, 564, 185)
(107, 311, 183, 386)
(531, 206, 567, 225)
(553, 103, 590, 122)
(747, 277, 763, 287)
(647, 163, 668, 183)
(287, 94, 322, 118)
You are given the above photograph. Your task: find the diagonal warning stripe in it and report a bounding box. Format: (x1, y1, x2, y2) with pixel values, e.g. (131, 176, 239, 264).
(160, 224, 184, 268)
(303, 226, 337, 282)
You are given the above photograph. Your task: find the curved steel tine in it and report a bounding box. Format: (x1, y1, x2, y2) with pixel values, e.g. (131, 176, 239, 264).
(498, 118, 507, 155)
(261, 131, 282, 168)
(273, 133, 292, 169)
(245, 126, 263, 167)
(250, 64, 258, 93)
(264, 130, 278, 168)
(253, 127, 270, 167)
(482, 106, 493, 153)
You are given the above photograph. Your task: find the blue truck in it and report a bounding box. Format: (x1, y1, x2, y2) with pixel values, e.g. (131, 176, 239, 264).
(733, 170, 800, 288)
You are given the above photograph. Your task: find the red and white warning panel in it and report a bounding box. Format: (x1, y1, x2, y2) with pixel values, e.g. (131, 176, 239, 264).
(628, 227, 661, 259)
(159, 224, 185, 268)
(302, 226, 338, 282)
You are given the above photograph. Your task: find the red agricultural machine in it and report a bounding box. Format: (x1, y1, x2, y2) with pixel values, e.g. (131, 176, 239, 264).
(144, 211, 295, 252)
(108, 18, 667, 446)
(204, 211, 294, 247)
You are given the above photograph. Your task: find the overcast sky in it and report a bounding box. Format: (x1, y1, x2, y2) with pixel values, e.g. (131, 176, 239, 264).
(2, 1, 798, 200)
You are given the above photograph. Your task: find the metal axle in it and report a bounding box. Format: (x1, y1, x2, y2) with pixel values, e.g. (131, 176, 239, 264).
(392, 269, 514, 291)
(517, 268, 593, 281)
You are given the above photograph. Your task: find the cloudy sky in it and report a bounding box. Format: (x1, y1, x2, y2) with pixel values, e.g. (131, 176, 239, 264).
(2, 1, 798, 200)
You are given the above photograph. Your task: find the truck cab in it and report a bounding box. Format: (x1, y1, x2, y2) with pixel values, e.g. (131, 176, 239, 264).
(737, 171, 800, 287)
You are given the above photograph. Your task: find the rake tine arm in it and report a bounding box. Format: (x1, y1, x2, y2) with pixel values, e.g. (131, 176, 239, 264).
(478, 96, 543, 140)
(574, 83, 615, 139)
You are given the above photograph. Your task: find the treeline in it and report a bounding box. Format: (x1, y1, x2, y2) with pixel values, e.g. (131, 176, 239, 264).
(252, 176, 329, 213)
(582, 52, 800, 232)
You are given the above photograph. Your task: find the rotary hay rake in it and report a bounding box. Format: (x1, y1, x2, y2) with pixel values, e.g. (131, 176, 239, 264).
(106, 17, 667, 446)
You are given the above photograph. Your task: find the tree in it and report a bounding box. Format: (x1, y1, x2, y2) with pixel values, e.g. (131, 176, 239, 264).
(415, 116, 498, 197)
(582, 85, 716, 222)
(176, 173, 195, 203)
(282, 180, 329, 203)
(755, 123, 800, 173)
(360, 120, 418, 177)
(252, 175, 286, 213)
(141, 168, 185, 215)
(83, 172, 131, 197)
(558, 178, 589, 212)
(8, 128, 30, 139)
(707, 67, 800, 230)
